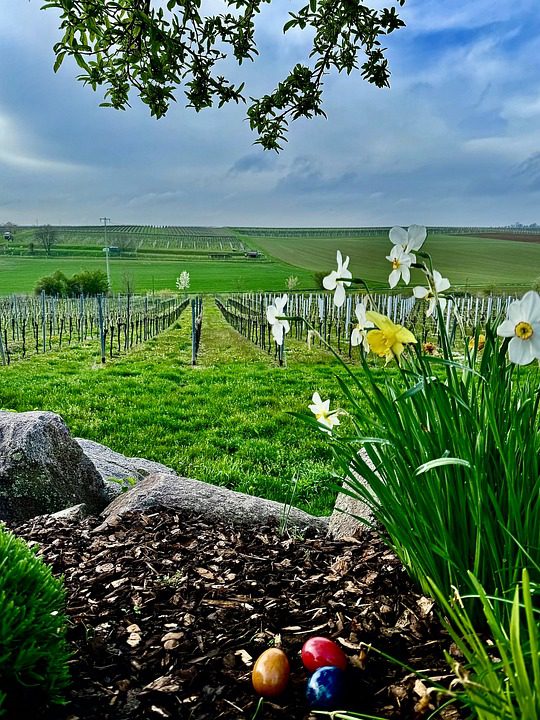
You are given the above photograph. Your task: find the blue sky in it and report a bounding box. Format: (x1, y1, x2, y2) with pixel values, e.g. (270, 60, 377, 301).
(1, 0, 540, 227)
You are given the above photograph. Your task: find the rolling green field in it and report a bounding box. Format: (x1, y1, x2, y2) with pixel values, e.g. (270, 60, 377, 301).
(0, 302, 381, 516)
(2, 226, 539, 294)
(248, 233, 540, 290)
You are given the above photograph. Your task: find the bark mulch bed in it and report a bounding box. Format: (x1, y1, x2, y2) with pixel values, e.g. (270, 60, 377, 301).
(11, 508, 464, 720)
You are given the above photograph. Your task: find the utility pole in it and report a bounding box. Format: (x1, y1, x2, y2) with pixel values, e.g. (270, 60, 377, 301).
(100, 217, 111, 289)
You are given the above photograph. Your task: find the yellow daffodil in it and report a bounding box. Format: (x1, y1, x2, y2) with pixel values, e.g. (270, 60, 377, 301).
(365, 310, 417, 363)
(468, 334, 486, 352)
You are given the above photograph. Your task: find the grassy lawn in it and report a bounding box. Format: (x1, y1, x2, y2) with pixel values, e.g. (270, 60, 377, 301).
(0, 301, 384, 516)
(0, 256, 316, 295)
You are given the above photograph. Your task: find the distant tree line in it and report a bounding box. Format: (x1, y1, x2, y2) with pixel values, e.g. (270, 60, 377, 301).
(34, 270, 109, 297)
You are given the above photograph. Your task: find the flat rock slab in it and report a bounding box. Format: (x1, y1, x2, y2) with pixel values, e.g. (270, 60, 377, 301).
(0, 411, 106, 522)
(76, 437, 177, 501)
(328, 448, 377, 539)
(99, 472, 328, 534)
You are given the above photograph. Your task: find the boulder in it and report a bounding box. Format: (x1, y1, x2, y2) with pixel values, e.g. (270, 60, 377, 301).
(98, 472, 328, 535)
(328, 449, 377, 539)
(0, 411, 107, 522)
(75, 437, 177, 501)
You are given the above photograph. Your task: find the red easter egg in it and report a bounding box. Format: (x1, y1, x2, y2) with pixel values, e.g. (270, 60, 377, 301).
(252, 648, 290, 697)
(301, 637, 347, 672)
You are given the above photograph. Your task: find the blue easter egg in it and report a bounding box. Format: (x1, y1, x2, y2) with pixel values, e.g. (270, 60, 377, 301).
(306, 665, 345, 709)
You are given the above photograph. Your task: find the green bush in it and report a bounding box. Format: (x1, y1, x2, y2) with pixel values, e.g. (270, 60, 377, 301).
(34, 270, 69, 297)
(34, 268, 109, 297)
(0, 527, 70, 718)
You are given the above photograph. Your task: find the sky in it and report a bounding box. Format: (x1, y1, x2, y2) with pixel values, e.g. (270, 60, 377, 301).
(1, 0, 540, 227)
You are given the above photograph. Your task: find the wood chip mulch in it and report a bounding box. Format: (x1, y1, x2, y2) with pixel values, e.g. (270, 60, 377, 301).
(10, 508, 464, 720)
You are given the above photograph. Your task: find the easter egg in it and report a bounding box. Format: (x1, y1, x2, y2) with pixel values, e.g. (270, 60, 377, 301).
(306, 665, 345, 709)
(301, 636, 347, 672)
(252, 648, 290, 697)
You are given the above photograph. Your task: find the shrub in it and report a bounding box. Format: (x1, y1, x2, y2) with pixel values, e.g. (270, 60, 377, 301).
(34, 271, 68, 297)
(34, 269, 109, 297)
(68, 269, 109, 296)
(0, 526, 70, 718)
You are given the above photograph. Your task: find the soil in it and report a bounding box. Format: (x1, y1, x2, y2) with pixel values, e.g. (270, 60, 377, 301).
(472, 232, 540, 244)
(10, 509, 464, 720)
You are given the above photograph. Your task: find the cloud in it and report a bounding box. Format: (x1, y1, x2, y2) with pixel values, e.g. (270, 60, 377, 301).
(228, 153, 277, 174)
(0, 114, 88, 174)
(1, 0, 540, 226)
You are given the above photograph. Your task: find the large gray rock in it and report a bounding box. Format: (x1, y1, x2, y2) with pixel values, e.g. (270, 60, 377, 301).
(328, 449, 377, 539)
(75, 437, 177, 501)
(0, 411, 107, 522)
(98, 472, 328, 535)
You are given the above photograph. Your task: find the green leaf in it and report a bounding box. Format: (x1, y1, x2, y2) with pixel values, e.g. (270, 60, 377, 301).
(415, 457, 471, 475)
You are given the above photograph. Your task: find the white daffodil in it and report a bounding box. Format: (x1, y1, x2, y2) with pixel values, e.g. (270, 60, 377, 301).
(386, 244, 415, 288)
(389, 224, 427, 255)
(413, 270, 451, 317)
(308, 392, 340, 434)
(266, 294, 290, 346)
(496, 290, 540, 365)
(350, 301, 374, 352)
(323, 250, 352, 307)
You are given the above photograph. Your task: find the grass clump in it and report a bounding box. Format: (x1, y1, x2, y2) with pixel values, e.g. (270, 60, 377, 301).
(0, 527, 70, 718)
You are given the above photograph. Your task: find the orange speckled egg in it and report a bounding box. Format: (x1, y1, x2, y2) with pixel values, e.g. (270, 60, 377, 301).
(252, 648, 290, 697)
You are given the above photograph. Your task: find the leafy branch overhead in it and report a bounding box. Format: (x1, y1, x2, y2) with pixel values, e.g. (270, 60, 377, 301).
(41, 0, 406, 150)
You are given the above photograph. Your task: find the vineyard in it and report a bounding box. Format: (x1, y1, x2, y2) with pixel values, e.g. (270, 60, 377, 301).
(233, 225, 540, 238)
(0, 293, 189, 365)
(217, 291, 515, 360)
(8, 226, 248, 253)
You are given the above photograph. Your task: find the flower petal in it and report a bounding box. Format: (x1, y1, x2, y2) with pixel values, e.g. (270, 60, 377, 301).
(266, 305, 277, 323)
(413, 286, 428, 300)
(395, 327, 417, 344)
(406, 225, 427, 252)
(497, 319, 515, 338)
(401, 265, 411, 285)
(508, 336, 536, 365)
(334, 282, 346, 307)
(272, 323, 284, 345)
(388, 269, 401, 289)
(389, 226, 408, 246)
(351, 328, 360, 346)
(520, 290, 540, 321)
(323, 271, 338, 290)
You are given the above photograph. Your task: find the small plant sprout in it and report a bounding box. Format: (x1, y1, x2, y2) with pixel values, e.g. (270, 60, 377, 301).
(322, 250, 352, 307)
(350, 301, 374, 353)
(286, 275, 299, 291)
(496, 290, 540, 365)
(176, 271, 190, 292)
(413, 269, 451, 316)
(266, 294, 290, 345)
(308, 392, 340, 434)
(365, 310, 417, 364)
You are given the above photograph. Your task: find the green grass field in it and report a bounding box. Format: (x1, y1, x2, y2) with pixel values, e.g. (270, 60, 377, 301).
(248, 233, 540, 290)
(0, 256, 315, 294)
(3, 226, 539, 293)
(0, 302, 383, 516)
